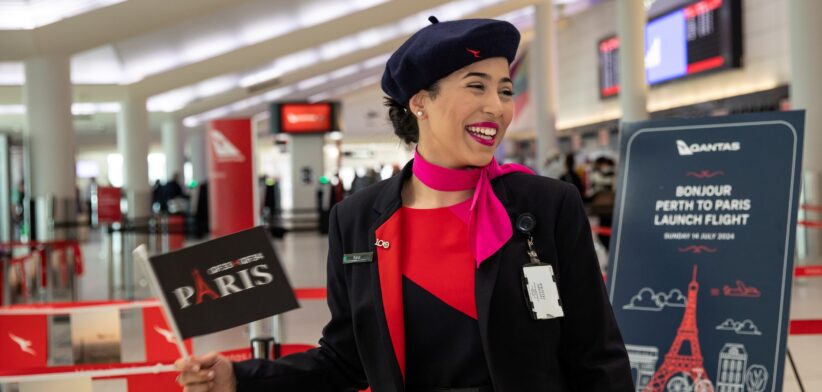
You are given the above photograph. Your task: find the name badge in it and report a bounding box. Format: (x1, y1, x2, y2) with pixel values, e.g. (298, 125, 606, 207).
(343, 252, 374, 264)
(522, 264, 564, 320)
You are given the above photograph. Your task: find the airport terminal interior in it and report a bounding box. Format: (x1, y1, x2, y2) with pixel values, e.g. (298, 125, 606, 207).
(0, 0, 821, 391)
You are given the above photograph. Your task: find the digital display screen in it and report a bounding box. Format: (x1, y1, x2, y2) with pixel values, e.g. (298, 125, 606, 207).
(645, 9, 688, 84)
(270, 102, 338, 134)
(598, 0, 741, 98)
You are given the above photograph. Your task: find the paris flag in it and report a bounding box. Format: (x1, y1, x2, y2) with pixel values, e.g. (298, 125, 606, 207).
(136, 226, 299, 349)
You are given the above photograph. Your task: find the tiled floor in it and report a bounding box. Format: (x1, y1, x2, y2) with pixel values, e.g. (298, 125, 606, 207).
(36, 229, 822, 390)
(783, 279, 822, 391)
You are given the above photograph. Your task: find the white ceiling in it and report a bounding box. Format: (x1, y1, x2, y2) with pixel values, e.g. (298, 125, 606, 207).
(0, 0, 590, 139)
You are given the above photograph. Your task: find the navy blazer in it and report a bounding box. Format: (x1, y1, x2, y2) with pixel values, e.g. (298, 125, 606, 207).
(233, 160, 634, 391)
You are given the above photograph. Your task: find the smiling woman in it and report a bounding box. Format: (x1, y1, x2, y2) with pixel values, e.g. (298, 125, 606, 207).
(175, 15, 634, 392)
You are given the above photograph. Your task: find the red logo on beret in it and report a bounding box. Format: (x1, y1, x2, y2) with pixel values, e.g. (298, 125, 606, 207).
(466, 48, 481, 58)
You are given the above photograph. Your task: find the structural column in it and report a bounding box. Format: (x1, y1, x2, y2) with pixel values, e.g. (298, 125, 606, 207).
(617, 0, 649, 123)
(162, 116, 185, 182)
(187, 126, 208, 184)
(287, 135, 324, 230)
(115, 91, 152, 298)
(23, 54, 77, 240)
(117, 90, 151, 219)
(531, 0, 560, 176)
(789, 0, 822, 264)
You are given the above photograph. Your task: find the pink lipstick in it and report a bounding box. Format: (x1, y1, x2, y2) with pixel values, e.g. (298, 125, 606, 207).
(465, 122, 498, 146)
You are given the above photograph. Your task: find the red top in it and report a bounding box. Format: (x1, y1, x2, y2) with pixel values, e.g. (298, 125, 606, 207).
(400, 200, 476, 319)
(398, 200, 491, 388)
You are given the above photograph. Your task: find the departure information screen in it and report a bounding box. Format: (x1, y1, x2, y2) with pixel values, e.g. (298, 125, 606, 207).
(598, 0, 741, 98)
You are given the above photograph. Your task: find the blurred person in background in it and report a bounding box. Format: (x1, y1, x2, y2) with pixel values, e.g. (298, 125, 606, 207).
(559, 153, 585, 197)
(588, 156, 616, 249)
(164, 172, 190, 214)
(541, 150, 564, 179)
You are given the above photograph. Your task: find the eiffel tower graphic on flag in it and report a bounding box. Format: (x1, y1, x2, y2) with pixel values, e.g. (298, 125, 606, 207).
(644, 265, 714, 392)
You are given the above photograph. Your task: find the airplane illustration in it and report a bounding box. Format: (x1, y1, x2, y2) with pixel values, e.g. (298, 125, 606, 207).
(723, 280, 761, 297)
(154, 325, 176, 344)
(8, 333, 36, 356)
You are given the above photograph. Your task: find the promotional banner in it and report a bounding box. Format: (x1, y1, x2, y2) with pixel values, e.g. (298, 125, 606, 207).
(607, 111, 804, 392)
(140, 226, 299, 339)
(141, 306, 192, 362)
(207, 119, 257, 238)
(0, 315, 48, 369)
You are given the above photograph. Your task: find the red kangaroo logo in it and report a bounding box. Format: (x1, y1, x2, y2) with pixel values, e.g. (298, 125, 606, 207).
(466, 48, 481, 58)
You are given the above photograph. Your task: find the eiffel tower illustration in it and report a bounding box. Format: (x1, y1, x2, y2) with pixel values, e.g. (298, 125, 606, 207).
(644, 265, 714, 392)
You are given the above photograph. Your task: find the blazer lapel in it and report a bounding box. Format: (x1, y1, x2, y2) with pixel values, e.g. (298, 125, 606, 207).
(374, 213, 405, 380)
(368, 161, 412, 389)
(475, 176, 515, 375)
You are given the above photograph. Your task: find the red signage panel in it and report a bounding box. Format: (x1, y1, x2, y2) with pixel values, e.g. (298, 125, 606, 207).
(0, 314, 48, 370)
(96, 186, 122, 224)
(207, 119, 256, 237)
(141, 306, 192, 362)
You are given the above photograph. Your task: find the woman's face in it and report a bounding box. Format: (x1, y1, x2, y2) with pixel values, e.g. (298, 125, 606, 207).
(412, 57, 514, 168)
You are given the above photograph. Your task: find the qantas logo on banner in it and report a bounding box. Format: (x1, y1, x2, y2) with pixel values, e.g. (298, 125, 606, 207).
(153, 326, 176, 344)
(171, 252, 274, 310)
(210, 129, 246, 162)
(676, 140, 741, 156)
(8, 332, 36, 355)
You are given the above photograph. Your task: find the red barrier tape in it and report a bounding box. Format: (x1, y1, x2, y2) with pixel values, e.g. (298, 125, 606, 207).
(592, 226, 612, 236)
(294, 287, 327, 300)
(2, 299, 154, 310)
(0, 292, 328, 314)
(0, 345, 318, 378)
(801, 204, 822, 213)
(601, 266, 822, 282)
(1, 241, 84, 296)
(595, 218, 822, 234)
(789, 319, 822, 335)
(798, 220, 822, 229)
(12, 258, 27, 298)
(0, 360, 173, 377)
(294, 287, 821, 336)
(7, 253, 42, 298)
(795, 266, 822, 277)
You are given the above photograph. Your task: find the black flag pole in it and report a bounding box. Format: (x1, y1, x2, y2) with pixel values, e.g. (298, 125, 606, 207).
(134, 244, 190, 360)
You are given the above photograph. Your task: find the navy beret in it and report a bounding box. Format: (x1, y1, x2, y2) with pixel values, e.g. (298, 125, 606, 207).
(381, 16, 521, 106)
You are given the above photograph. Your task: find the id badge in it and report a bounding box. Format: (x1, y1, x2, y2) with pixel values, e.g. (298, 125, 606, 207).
(522, 263, 564, 320)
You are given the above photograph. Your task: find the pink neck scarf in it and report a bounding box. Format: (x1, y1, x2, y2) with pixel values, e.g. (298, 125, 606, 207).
(412, 150, 534, 267)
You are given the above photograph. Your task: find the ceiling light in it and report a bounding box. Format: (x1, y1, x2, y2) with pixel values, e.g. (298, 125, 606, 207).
(0, 0, 125, 30)
(0, 105, 25, 115)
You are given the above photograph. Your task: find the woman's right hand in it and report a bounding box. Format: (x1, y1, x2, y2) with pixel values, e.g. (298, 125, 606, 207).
(174, 352, 236, 392)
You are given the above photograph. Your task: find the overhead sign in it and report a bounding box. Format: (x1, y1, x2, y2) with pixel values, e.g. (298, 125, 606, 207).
(139, 226, 299, 340)
(607, 111, 804, 392)
(270, 102, 337, 134)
